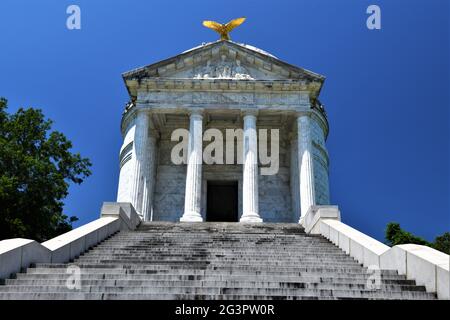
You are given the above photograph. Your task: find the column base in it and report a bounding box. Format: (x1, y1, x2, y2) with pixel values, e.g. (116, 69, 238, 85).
(240, 212, 263, 223)
(180, 211, 203, 222)
(299, 216, 305, 226)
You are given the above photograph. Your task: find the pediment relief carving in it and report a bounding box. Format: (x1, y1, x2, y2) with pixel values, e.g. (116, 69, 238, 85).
(161, 52, 286, 81)
(193, 55, 253, 80)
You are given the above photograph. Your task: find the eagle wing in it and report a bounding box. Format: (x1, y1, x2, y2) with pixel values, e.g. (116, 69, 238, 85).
(203, 20, 224, 32)
(224, 17, 246, 33)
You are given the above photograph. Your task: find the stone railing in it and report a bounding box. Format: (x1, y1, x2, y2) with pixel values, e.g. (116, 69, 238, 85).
(380, 244, 449, 299)
(304, 205, 450, 300)
(0, 202, 140, 280)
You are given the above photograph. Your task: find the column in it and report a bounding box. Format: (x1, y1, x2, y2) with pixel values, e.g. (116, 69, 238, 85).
(141, 129, 158, 221)
(180, 109, 203, 222)
(130, 109, 150, 217)
(297, 114, 316, 224)
(290, 136, 301, 222)
(240, 110, 262, 223)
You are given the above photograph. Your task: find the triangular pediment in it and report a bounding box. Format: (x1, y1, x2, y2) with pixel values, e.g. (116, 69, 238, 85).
(124, 40, 323, 81)
(122, 40, 325, 98)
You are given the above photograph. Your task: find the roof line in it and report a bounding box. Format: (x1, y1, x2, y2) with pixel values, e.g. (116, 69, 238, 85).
(121, 40, 325, 82)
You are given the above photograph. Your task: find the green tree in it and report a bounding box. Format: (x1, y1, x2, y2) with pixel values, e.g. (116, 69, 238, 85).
(385, 222, 450, 255)
(385, 222, 430, 247)
(0, 98, 91, 242)
(432, 232, 450, 255)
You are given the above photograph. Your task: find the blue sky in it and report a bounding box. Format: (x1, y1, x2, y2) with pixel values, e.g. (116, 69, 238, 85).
(0, 0, 448, 242)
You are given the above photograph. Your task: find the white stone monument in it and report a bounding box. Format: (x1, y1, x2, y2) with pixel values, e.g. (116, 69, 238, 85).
(116, 40, 330, 223)
(0, 40, 448, 301)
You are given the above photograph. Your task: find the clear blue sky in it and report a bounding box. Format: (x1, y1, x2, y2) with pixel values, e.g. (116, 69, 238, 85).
(0, 0, 448, 242)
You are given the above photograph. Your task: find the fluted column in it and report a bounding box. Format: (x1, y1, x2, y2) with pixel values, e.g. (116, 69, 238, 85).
(297, 114, 316, 224)
(240, 111, 262, 223)
(130, 109, 149, 217)
(141, 130, 158, 221)
(290, 136, 301, 222)
(180, 109, 203, 222)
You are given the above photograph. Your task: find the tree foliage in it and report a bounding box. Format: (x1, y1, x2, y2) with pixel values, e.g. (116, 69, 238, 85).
(385, 222, 450, 254)
(0, 98, 91, 241)
(433, 232, 450, 255)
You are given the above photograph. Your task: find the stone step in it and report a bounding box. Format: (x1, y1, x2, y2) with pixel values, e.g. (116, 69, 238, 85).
(72, 260, 360, 267)
(133, 228, 307, 234)
(25, 267, 400, 278)
(109, 233, 310, 237)
(94, 242, 335, 247)
(136, 223, 307, 233)
(73, 257, 360, 264)
(83, 248, 346, 253)
(0, 284, 431, 295)
(13, 272, 410, 282)
(77, 253, 353, 260)
(0, 290, 435, 300)
(96, 242, 334, 245)
(98, 243, 331, 247)
(84, 245, 345, 251)
(127, 234, 315, 237)
(73, 259, 359, 265)
(31, 263, 373, 272)
(108, 235, 318, 239)
(92, 241, 338, 252)
(87, 248, 347, 254)
(3, 279, 424, 291)
(82, 247, 347, 252)
(99, 235, 326, 239)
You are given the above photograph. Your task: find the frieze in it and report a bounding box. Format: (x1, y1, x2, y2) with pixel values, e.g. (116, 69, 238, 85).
(140, 91, 309, 107)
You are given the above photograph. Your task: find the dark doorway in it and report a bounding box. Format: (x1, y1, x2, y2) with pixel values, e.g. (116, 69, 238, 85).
(206, 181, 238, 222)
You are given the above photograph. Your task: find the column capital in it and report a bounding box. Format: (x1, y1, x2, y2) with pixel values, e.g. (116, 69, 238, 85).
(295, 111, 312, 119)
(188, 108, 204, 117)
(135, 106, 153, 115)
(241, 108, 259, 117)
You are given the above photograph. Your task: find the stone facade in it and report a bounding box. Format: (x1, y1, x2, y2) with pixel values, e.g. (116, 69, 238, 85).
(116, 40, 330, 223)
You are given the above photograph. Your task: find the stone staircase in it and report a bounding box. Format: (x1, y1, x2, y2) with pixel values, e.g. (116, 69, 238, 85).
(0, 222, 436, 300)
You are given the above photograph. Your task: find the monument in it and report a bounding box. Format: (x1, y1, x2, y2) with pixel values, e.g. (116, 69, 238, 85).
(116, 23, 330, 224)
(0, 18, 447, 300)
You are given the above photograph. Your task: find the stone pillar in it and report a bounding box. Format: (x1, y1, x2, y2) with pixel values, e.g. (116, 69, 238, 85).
(290, 136, 301, 222)
(130, 109, 150, 217)
(297, 114, 316, 224)
(141, 129, 158, 221)
(240, 111, 262, 223)
(180, 110, 204, 222)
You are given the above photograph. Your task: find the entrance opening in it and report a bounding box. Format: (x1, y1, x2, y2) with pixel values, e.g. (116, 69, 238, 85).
(206, 180, 238, 222)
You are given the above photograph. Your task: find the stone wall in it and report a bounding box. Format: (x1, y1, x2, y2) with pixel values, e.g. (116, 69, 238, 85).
(153, 127, 188, 221)
(150, 121, 295, 222)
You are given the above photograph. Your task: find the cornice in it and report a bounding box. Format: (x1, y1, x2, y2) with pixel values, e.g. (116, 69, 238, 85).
(126, 78, 321, 96)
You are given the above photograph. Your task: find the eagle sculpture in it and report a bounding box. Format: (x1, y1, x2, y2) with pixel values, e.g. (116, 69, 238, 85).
(202, 17, 246, 41)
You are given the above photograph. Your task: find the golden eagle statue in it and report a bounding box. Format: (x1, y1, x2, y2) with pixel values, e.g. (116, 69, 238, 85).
(202, 17, 246, 41)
